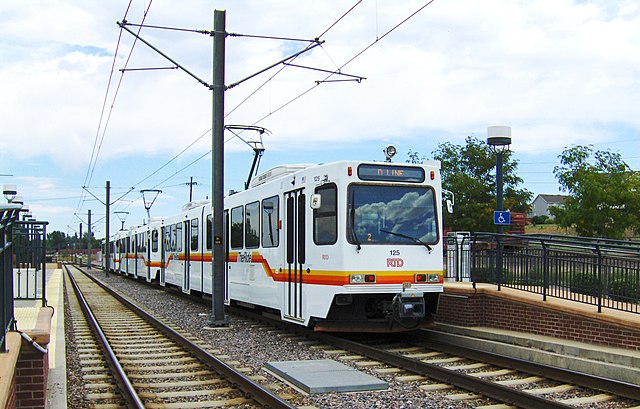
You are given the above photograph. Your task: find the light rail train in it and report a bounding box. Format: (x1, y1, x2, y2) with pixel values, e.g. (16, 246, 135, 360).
(104, 158, 445, 331)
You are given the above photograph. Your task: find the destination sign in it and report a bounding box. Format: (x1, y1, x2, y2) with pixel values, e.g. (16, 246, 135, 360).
(358, 164, 425, 183)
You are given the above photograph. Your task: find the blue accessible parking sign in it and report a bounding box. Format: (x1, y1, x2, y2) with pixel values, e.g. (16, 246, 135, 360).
(494, 211, 511, 225)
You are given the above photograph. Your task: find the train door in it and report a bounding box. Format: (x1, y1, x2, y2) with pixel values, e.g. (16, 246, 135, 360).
(189, 217, 202, 292)
(125, 236, 131, 275)
(133, 234, 142, 278)
(284, 188, 305, 321)
(160, 226, 166, 286)
(147, 230, 153, 282)
(224, 210, 229, 302)
(182, 220, 191, 293)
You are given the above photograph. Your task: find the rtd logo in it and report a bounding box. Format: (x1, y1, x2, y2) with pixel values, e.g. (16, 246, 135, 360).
(386, 258, 404, 267)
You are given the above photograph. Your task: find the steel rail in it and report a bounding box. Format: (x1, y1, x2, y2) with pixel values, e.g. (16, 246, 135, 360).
(75, 265, 295, 409)
(64, 265, 145, 409)
(409, 330, 640, 401)
(309, 331, 576, 409)
(229, 306, 576, 409)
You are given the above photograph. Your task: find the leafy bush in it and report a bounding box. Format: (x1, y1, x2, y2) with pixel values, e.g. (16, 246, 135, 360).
(570, 272, 599, 296)
(471, 267, 494, 283)
(608, 277, 640, 302)
(531, 215, 550, 225)
(512, 268, 545, 286)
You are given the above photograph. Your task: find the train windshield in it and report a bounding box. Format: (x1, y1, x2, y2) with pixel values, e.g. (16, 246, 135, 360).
(347, 184, 438, 245)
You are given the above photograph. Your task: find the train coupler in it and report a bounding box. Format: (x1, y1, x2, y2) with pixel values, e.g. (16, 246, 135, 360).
(394, 287, 425, 319)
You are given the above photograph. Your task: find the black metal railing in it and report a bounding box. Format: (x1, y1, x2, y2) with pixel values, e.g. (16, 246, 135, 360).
(445, 232, 640, 314)
(13, 220, 48, 305)
(1, 204, 21, 352)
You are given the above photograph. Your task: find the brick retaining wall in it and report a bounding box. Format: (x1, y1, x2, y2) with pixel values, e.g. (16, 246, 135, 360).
(0, 308, 52, 409)
(436, 284, 640, 351)
(15, 346, 49, 409)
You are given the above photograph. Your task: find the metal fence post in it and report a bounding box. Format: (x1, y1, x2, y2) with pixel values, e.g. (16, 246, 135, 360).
(497, 235, 502, 291)
(596, 245, 602, 313)
(542, 241, 548, 302)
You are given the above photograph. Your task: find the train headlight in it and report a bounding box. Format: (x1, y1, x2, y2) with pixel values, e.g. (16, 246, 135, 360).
(350, 274, 365, 284)
(349, 274, 376, 284)
(428, 274, 441, 282)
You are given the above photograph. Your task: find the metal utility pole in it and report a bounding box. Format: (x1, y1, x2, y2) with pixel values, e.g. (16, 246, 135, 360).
(79, 222, 82, 265)
(186, 177, 197, 202)
(210, 9, 228, 327)
(87, 209, 92, 269)
(105, 181, 110, 277)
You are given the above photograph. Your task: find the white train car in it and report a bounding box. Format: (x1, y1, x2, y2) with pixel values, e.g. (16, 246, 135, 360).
(105, 159, 445, 332)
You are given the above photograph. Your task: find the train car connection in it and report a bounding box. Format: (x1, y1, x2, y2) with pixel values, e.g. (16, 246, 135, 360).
(104, 159, 445, 332)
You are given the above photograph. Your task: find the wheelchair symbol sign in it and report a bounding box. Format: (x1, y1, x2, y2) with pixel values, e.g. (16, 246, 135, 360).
(494, 211, 511, 225)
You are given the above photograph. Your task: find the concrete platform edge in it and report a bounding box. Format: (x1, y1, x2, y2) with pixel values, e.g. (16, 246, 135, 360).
(426, 323, 640, 385)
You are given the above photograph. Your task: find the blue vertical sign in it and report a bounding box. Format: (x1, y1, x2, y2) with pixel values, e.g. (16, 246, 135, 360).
(494, 211, 511, 225)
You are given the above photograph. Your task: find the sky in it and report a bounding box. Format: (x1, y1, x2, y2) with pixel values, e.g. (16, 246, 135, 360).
(1, 0, 640, 239)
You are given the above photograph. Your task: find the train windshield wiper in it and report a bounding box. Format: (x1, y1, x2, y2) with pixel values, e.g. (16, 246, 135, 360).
(380, 229, 432, 253)
(350, 194, 361, 252)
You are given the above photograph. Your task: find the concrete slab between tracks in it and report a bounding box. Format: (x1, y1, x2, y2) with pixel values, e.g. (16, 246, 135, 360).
(425, 323, 640, 386)
(265, 359, 388, 394)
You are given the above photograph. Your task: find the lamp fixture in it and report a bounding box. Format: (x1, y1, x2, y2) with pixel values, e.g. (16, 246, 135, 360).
(383, 145, 397, 162)
(3, 184, 17, 203)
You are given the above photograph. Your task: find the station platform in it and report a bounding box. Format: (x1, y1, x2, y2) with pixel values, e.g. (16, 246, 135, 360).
(438, 282, 640, 385)
(12, 264, 66, 409)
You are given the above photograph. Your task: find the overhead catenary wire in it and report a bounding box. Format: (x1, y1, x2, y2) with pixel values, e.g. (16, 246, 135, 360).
(102, 0, 367, 205)
(247, 0, 439, 127)
(84, 1, 438, 230)
(143, 0, 437, 190)
(72, 0, 154, 228)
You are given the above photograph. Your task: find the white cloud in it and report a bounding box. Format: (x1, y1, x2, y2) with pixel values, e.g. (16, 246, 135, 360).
(2, 0, 640, 232)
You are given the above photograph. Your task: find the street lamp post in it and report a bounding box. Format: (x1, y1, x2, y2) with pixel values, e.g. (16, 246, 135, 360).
(487, 126, 511, 291)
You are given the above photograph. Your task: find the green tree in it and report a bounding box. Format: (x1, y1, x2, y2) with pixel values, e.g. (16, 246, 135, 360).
(46, 230, 67, 252)
(432, 136, 532, 232)
(552, 145, 640, 239)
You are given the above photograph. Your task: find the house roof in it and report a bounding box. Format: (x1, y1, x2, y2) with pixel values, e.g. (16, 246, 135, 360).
(537, 194, 568, 204)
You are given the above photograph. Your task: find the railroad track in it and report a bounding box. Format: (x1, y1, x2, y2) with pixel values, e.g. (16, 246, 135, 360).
(80, 266, 640, 408)
(232, 308, 640, 409)
(64, 264, 294, 409)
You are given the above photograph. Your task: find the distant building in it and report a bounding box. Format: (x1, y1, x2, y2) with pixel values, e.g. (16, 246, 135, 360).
(529, 194, 568, 219)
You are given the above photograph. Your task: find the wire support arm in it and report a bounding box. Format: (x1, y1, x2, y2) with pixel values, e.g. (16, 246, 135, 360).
(117, 20, 213, 90)
(226, 32, 321, 43)
(119, 66, 178, 72)
(116, 21, 315, 44)
(226, 40, 324, 90)
(118, 21, 214, 36)
(283, 62, 366, 83)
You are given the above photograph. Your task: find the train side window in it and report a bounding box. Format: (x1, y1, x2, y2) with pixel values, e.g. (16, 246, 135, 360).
(191, 218, 199, 251)
(151, 229, 158, 252)
(141, 232, 147, 252)
(262, 196, 279, 248)
(230, 206, 244, 249)
(206, 214, 213, 251)
(245, 201, 260, 249)
(313, 183, 337, 245)
(176, 223, 183, 252)
(170, 224, 176, 252)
